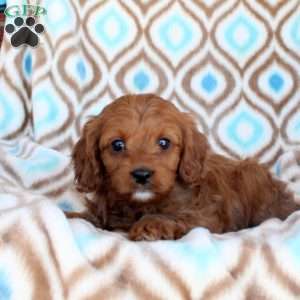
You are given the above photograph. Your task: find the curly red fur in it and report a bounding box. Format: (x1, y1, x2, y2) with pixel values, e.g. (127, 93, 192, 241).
(67, 94, 299, 241)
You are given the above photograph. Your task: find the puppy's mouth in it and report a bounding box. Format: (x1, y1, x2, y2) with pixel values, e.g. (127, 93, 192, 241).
(132, 188, 155, 203)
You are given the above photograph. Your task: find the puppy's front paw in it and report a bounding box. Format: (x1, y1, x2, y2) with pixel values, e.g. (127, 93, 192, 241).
(129, 215, 186, 241)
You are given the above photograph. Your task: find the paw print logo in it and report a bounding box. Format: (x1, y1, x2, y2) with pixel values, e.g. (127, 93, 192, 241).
(5, 16, 44, 47)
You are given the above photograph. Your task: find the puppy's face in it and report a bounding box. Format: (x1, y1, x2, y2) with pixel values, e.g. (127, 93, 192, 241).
(100, 101, 183, 202)
(73, 94, 207, 203)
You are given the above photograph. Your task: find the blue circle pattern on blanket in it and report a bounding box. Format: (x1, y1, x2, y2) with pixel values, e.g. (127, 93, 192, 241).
(224, 14, 258, 57)
(159, 15, 193, 54)
(31, 83, 70, 139)
(0, 93, 14, 132)
(133, 70, 150, 91)
(23, 52, 32, 78)
(0, 90, 25, 137)
(269, 73, 284, 93)
(0, 270, 12, 300)
(152, 10, 199, 69)
(95, 7, 129, 49)
(34, 93, 59, 129)
(228, 111, 264, 151)
(290, 13, 300, 46)
(44, 0, 73, 35)
(123, 61, 159, 93)
(76, 59, 86, 81)
(200, 73, 218, 94)
(217, 101, 271, 156)
(15, 147, 61, 175)
(284, 230, 300, 264)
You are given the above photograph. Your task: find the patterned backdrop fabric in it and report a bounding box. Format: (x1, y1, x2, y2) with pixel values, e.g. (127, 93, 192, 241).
(0, 1, 300, 299)
(0, 0, 299, 164)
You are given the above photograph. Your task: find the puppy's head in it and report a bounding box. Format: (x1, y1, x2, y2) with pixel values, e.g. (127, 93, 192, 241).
(73, 94, 208, 203)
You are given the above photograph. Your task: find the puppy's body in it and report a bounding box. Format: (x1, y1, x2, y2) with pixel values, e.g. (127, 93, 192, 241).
(69, 94, 299, 241)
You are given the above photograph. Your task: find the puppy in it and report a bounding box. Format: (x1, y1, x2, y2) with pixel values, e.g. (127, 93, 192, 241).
(68, 94, 299, 241)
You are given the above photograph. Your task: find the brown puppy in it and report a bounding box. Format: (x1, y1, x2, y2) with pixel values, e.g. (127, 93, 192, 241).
(68, 94, 299, 241)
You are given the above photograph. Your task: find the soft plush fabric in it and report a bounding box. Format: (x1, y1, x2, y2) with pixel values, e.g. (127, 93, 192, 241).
(0, 0, 299, 299)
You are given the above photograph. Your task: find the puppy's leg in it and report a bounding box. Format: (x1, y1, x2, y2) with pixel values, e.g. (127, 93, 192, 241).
(129, 214, 187, 241)
(128, 205, 227, 241)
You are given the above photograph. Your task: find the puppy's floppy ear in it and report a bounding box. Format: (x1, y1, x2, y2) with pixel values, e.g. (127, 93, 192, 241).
(72, 118, 104, 193)
(179, 114, 209, 184)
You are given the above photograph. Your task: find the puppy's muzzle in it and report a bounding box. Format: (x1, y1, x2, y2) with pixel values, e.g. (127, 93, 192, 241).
(131, 168, 154, 185)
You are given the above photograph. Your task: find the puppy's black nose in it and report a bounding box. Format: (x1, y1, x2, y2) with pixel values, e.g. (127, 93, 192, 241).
(131, 168, 153, 184)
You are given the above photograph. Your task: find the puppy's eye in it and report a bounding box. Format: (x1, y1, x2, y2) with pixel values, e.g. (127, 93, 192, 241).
(158, 138, 170, 150)
(111, 139, 125, 152)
